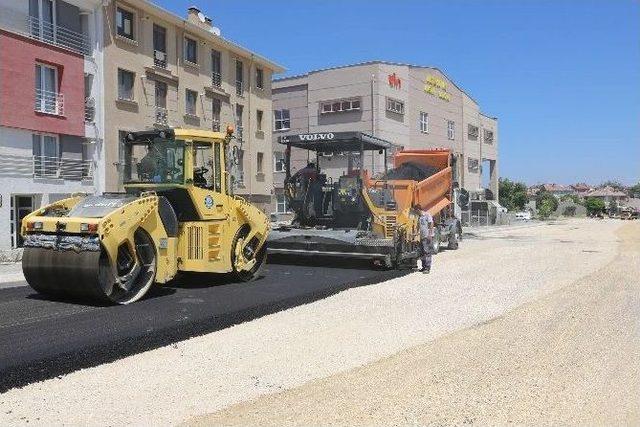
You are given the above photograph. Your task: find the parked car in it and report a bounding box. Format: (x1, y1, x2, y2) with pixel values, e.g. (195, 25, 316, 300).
(515, 211, 532, 221)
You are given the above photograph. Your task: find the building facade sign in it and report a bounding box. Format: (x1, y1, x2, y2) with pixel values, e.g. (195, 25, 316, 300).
(388, 73, 401, 89)
(424, 75, 451, 101)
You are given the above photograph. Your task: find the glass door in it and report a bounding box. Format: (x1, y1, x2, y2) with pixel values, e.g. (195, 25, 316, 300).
(32, 134, 59, 177)
(29, 0, 56, 43)
(35, 64, 58, 114)
(12, 196, 34, 248)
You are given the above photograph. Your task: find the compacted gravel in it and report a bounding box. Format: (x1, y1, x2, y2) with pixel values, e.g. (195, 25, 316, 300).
(195, 221, 640, 426)
(0, 219, 630, 426)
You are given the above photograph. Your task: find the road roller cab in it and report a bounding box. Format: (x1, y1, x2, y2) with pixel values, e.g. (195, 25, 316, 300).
(21, 128, 270, 304)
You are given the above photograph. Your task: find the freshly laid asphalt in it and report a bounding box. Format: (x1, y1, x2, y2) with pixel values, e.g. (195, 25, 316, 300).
(0, 258, 407, 393)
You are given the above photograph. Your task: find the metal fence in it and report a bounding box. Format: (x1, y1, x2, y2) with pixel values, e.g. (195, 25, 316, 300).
(35, 89, 64, 116)
(155, 107, 168, 126)
(0, 154, 92, 180)
(27, 16, 90, 55)
(461, 210, 513, 227)
(85, 97, 95, 122)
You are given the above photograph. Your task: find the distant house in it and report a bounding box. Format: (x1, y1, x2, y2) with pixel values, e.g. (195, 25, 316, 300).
(571, 183, 592, 196)
(584, 186, 628, 207)
(540, 183, 574, 199)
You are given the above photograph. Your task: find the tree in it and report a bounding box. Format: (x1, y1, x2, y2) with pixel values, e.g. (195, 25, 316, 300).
(630, 182, 640, 198)
(585, 197, 606, 215)
(535, 191, 558, 213)
(560, 194, 583, 205)
(609, 199, 618, 214)
(538, 199, 555, 220)
(499, 178, 529, 211)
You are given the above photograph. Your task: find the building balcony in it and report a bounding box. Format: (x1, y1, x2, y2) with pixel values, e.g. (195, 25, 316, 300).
(155, 107, 169, 126)
(212, 120, 221, 132)
(212, 72, 221, 88)
(35, 89, 64, 116)
(235, 81, 243, 96)
(0, 154, 93, 181)
(27, 16, 90, 56)
(85, 97, 95, 122)
(154, 50, 167, 68)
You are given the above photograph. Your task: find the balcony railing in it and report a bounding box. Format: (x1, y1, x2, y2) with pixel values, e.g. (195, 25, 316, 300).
(154, 50, 167, 68)
(235, 81, 243, 96)
(27, 16, 90, 55)
(212, 120, 221, 132)
(155, 106, 168, 126)
(85, 97, 95, 122)
(35, 89, 64, 116)
(0, 154, 92, 180)
(212, 72, 221, 88)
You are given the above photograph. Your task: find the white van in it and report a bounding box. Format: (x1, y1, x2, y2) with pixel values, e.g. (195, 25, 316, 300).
(515, 211, 532, 221)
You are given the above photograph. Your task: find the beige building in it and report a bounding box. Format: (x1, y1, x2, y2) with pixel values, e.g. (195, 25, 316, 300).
(102, 1, 283, 210)
(271, 62, 498, 215)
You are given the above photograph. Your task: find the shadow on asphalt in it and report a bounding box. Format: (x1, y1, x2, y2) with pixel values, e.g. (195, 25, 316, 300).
(268, 254, 380, 270)
(25, 286, 177, 307)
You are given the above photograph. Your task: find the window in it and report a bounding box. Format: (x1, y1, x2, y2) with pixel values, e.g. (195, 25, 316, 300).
(468, 124, 479, 141)
(117, 69, 135, 101)
(211, 97, 221, 131)
(211, 49, 221, 87)
(320, 98, 361, 114)
(276, 193, 288, 213)
(256, 67, 264, 89)
(256, 110, 263, 131)
(32, 133, 59, 177)
(237, 149, 244, 184)
(193, 143, 214, 189)
(419, 112, 429, 133)
(447, 120, 455, 140)
(484, 129, 494, 144)
(274, 152, 286, 172)
(235, 104, 244, 139)
(257, 152, 264, 173)
(185, 89, 198, 116)
(235, 60, 244, 95)
(155, 81, 167, 124)
(153, 24, 167, 68)
(184, 36, 198, 64)
(274, 109, 290, 131)
(116, 7, 134, 40)
(468, 158, 479, 173)
(35, 63, 60, 114)
(386, 98, 404, 114)
(29, 0, 55, 43)
(155, 81, 167, 108)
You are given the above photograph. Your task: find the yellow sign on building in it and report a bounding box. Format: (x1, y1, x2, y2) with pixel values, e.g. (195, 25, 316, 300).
(424, 75, 451, 101)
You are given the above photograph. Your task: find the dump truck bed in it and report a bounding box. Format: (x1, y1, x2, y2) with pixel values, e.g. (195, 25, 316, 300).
(369, 149, 453, 217)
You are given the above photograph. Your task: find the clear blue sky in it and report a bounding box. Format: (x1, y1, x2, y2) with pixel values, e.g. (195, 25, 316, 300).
(157, 0, 640, 186)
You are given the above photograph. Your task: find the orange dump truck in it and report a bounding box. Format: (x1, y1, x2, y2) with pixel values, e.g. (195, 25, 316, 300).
(366, 148, 462, 257)
(268, 132, 462, 268)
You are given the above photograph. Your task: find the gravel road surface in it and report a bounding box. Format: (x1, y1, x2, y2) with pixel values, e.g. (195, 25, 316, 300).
(195, 220, 640, 426)
(0, 219, 631, 425)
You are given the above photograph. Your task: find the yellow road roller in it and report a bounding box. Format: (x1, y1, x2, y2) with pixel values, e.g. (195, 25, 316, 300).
(21, 128, 269, 304)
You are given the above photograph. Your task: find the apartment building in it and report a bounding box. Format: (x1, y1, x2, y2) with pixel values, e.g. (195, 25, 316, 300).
(102, 2, 283, 211)
(271, 61, 499, 215)
(0, 0, 104, 251)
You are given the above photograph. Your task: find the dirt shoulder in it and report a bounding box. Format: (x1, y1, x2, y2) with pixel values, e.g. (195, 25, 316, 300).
(190, 221, 640, 426)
